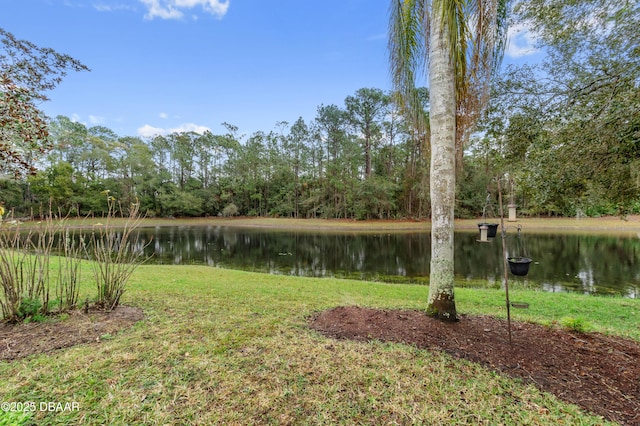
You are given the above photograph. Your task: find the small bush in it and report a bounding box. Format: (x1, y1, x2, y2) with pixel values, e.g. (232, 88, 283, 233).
(17, 297, 42, 320)
(24, 313, 47, 323)
(222, 203, 239, 217)
(560, 316, 590, 333)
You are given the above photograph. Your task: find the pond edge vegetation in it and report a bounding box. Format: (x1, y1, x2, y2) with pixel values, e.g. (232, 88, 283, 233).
(0, 194, 146, 322)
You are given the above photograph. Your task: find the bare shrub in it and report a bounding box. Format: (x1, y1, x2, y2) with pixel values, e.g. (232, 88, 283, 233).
(87, 195, 148, 311)
(0, 210, 84, 322)
(55, 226, 84, 312)
(0, 224, 36, 321)
(0, 195, 147, 321)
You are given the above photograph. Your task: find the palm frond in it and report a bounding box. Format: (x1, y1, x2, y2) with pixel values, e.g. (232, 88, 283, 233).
(389, 0, 511, 170)
(388, 0, 430, 134)
(453, 0, 511, 172)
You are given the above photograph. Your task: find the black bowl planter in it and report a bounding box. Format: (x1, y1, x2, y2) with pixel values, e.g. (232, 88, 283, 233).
(508, 257, 532, 276)
(478, 223, 499, 238)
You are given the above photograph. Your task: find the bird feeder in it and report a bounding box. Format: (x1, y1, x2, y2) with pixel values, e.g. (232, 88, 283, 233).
(495, 176, 534, 345)
(477, 222, 499, 238)
(507, 225, 532, 276)
(477, 192, 499, 239)
(477, 224, 489, 242)
(508, 257, 532, 276)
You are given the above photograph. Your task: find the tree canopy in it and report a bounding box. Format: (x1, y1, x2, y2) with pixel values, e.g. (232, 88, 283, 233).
(0, 28, 89, 178)
(482, 0, 640, 216)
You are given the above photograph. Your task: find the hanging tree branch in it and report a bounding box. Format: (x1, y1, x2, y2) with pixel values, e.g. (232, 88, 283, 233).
(0, 28, 89, 178)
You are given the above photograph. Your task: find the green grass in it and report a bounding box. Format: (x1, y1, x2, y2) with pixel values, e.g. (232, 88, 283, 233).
(2, 264, 636, 425)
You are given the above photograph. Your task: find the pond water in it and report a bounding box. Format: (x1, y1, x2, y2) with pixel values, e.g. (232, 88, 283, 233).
(131, 225, 640, 297)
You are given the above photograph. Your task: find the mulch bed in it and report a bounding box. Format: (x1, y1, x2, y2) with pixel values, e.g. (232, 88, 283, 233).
(0, 305, 144, 361)
(310, 306, 640, 425)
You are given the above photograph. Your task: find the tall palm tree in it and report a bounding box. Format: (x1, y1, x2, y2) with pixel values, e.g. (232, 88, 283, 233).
(389, 0, 509, 321)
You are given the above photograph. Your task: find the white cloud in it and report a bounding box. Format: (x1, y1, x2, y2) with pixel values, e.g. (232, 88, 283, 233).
(159, 112, 169, 119)
(137, 122, 211, 138)
(506, 23, 541, 58)
(93, 2, 135, 12)
(139, 0, 229, 20)
(175, 0, 229, 16)
(172, 123, 211, 134)
(64, 114, 105, 127)
(137, 124, 166, 137)
(140, 0, 183, 19)
(93, 4, 111, 12)
(88, 115, 105, 125)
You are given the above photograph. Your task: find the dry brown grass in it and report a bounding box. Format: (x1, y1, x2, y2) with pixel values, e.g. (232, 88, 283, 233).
(21, 214, 640, 236)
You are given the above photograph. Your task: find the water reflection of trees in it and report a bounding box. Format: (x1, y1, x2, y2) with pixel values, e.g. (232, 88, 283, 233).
(133, 226, 639, 296)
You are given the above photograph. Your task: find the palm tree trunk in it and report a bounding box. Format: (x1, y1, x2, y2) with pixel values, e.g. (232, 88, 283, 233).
(426, 0, 457, 321)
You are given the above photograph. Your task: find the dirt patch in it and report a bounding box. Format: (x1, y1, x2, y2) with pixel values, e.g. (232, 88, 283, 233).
(0, 305, 144, 361)
(311, 306, 640, 425)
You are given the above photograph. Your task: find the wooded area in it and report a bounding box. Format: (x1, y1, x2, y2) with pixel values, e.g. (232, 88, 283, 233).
(1, 0, 638, 220)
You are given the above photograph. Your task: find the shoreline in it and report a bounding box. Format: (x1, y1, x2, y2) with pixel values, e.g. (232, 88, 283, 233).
(8, 215, 640, 235)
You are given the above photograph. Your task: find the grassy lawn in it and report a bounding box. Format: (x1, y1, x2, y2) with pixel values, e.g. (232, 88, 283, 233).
(2, 262, 637, 425)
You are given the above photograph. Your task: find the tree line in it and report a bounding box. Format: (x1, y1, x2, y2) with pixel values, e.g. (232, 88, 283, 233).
(1, 80, 637, 221)
(1, 78, 638, 220)
(2, 87, 436, 219)
(1, 0, 638, 221)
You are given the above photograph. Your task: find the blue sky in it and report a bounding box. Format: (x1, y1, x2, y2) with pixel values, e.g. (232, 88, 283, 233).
(3, 0, 541, 139)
